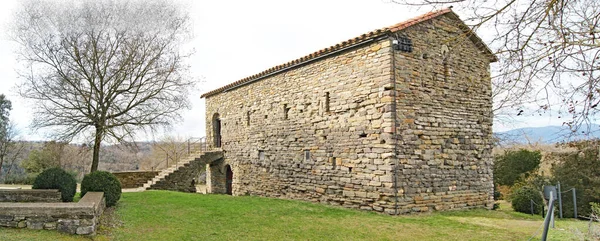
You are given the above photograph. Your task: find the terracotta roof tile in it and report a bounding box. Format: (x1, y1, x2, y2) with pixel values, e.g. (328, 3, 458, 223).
(201, 8, 495, 98)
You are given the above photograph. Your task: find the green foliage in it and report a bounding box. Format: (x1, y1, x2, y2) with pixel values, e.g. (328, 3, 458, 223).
(81, 171, 122, 207)
(592, 202, 600, 215)
(32, 167, 76, 202)
(510, 185, 544, 214)
(551, 142, 600, 218)
(494, 149, 542, 186)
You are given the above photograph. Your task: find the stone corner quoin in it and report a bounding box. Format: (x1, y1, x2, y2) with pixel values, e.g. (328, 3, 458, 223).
(202, 10, 494, 214)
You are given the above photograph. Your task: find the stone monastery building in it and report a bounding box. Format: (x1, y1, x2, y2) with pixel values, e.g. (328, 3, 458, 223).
(201, 8, 496, 214)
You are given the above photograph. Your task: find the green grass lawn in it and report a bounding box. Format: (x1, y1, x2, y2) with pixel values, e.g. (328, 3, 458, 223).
(0, 191, 595, 240)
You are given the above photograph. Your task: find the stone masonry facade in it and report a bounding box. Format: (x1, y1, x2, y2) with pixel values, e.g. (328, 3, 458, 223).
(202, 9, 495, 214)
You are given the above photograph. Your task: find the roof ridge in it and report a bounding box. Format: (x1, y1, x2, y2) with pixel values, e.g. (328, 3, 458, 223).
(201, 8, 489, 98)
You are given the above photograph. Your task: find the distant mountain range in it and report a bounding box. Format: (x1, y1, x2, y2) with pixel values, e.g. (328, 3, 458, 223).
(495, 125, 600, 145)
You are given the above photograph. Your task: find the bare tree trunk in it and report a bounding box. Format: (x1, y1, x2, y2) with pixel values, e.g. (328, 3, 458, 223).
(91, 126, 103, 172)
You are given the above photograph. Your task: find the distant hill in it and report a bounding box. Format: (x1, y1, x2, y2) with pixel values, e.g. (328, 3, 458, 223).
(495, 125, 600, 145)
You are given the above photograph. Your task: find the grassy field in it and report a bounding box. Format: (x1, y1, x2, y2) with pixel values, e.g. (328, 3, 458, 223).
(0, 191, 595, 240)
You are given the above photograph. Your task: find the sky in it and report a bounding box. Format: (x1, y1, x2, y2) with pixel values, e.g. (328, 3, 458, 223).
(0, 0, 566, 142)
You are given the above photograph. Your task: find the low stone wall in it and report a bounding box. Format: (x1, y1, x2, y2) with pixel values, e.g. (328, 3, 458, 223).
(0, 192, 105, 235)
(0, 189, 61, 202)
(113, 171, 159, 188)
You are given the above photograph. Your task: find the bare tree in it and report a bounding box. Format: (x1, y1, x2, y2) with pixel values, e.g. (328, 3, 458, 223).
(391, 0, 600, 131)
(144, 135, 188, 171)
(11, 0, 196, 172)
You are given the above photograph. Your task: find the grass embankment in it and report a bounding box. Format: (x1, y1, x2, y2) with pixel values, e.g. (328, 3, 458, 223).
(0, 191, 594, 240)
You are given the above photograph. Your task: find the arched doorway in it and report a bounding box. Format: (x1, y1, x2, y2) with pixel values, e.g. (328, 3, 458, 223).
(212, 113, 221, 148)
(225, 165, 233, 195)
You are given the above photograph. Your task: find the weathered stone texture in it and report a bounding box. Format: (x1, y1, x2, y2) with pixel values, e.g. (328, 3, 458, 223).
(0, 189, 61, 203)
(391, 15, 494, 213)
(113, 171, 159, 188)
(0, 192, 105, 235)
(204, 13, 493, 214)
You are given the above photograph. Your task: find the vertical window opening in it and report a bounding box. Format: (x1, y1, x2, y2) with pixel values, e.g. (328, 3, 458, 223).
(283, 104, 290, 120)
(212, 113, 221, 148)
(325, 92, 330, 113)
(331, 157, 337, 169)
(246, 111, 251, 126)
(304, 150, 310, 161)
(259, 151, 265, 161)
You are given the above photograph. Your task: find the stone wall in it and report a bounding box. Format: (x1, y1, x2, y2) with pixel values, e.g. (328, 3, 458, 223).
(206, 38, 396, 211)
(113, 171, 159, 188)
(0, 189, 61, 203)
(204, 12, 493, 214)
(390, 14, 494, 213)
(0, 192, 105, 235)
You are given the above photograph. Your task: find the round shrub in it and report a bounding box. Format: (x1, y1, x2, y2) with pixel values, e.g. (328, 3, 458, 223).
(32, 167, 77, 202)
(510, 185, 544, 214)
(81, 171, 122, 207)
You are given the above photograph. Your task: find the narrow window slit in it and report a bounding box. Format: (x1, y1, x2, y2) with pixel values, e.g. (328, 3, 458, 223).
(246, 111, 251, 126)
(325, 92, 330, 113)
(331, 157, 337, 169)
(283, 104, 290, 120)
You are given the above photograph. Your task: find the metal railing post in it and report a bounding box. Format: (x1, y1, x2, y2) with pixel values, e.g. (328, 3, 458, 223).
(558, 182, 563, 218)
(541, 191, 555, 241)
(531, 200, 534, 216)
(573, 188, 577, 218)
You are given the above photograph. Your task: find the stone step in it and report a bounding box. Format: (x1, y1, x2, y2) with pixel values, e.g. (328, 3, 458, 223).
(142, 151, 213, 190)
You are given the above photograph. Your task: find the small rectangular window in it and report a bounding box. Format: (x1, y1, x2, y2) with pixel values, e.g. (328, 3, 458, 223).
(304, 150, 310, 161)
(331, 157, 337, 169)
(259, 151, 265, 161)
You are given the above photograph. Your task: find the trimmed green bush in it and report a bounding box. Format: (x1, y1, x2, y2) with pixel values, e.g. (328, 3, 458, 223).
(81, 171, 122, 207)
(32, 167, 77, 202)
(510, 185, 544, 214)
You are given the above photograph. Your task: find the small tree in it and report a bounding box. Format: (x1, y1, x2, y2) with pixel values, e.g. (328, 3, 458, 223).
(21, 141, 67, 175)
(12, 0, 195, 172)
(494, 149, 542, 186)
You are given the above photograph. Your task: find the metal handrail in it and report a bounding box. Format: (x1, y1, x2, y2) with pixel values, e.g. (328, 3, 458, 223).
(152, 137, 208, 171)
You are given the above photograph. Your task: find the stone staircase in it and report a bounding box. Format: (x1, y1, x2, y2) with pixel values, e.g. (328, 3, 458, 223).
(139, 150, 224, 192)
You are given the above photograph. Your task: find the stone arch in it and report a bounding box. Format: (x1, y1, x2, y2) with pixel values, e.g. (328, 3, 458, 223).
(212, 113, 222, 148)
